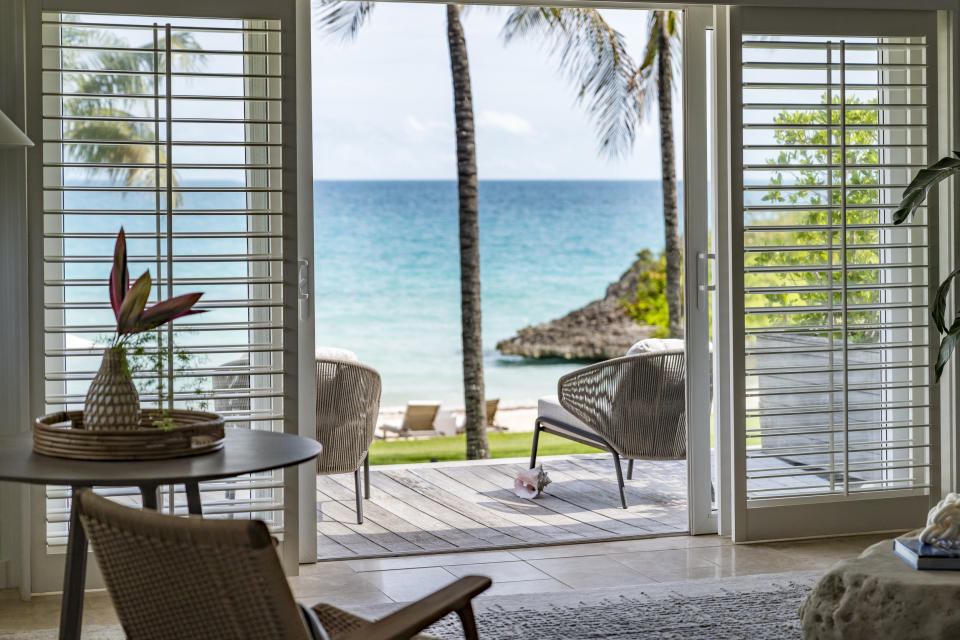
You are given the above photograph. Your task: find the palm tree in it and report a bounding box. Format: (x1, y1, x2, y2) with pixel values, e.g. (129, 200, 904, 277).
(60, 22, 202, 198)
(502, 9, 683, 337)
(316, 1, 490, 459)
(58, 23, 205, 405)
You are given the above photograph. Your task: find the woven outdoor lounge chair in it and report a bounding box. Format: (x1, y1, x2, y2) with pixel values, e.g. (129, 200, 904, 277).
(76, 489, 491, 640)
(530, 350, 686, 509)
(316, 357, 382, 525)
(380, 401, 441, 439)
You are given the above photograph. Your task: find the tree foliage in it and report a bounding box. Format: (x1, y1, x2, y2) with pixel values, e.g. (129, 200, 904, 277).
(746, 96, 883, 344)
(622, 249, 669, 338)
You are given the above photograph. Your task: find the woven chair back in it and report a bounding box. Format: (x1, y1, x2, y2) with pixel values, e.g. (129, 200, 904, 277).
(559, 350, 686, 459)
(212, 357, 251, 429)
(76, 489, 311, 640)
(316, 358, 382, 474)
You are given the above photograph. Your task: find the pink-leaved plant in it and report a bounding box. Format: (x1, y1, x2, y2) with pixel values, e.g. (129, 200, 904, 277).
(109, 228, 205, 347)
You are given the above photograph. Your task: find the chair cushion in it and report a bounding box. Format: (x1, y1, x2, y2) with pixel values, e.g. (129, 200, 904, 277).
(316, 346, 358, 362)
(626, 338, 684, 355)
(537, 396, 601, 443)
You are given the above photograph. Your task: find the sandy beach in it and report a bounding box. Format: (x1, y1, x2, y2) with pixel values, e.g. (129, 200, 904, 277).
(377, 403, 539, 435)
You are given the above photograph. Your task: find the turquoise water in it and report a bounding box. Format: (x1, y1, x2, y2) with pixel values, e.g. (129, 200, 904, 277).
(314, 180, 668, 407)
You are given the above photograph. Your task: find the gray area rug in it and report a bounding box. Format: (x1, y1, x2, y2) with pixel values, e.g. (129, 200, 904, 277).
(0, 572, 819, 639)
(395, 571, 818, 640)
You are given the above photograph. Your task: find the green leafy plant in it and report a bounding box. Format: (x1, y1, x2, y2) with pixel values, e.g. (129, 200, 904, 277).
(622, 249, 670, 337)
(747, 95, 883, 344)
(893, 152, 960, 380)
(120, 332, 212, 430)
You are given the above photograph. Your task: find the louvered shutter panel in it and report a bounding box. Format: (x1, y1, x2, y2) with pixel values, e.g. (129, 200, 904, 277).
(39, 12, 289, 549)
(730, 8, 939, 540)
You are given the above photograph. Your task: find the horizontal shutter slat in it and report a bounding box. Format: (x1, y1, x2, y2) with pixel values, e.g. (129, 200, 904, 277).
(41, 11, 287, 549)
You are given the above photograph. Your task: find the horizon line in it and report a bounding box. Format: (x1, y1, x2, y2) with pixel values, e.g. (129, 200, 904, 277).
(313, 177, 677, 182)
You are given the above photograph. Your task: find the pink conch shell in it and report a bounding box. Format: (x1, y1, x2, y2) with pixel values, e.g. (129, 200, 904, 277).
(514, 465, 551, 499)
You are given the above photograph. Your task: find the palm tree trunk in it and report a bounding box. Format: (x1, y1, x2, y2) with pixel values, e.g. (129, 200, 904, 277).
(656, 15, 683, 338)
(446, 4, 489, 460)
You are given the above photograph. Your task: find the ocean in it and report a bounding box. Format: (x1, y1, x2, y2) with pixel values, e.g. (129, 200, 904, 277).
(314, 180, 669, 408)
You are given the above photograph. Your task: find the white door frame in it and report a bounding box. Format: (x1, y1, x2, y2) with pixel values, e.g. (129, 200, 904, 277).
(295, 0, 318, 564)
(683, 5, 720, 535)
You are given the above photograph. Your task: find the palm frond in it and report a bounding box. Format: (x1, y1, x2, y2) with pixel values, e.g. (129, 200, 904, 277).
(314, 0, 376, 41)
(501, 7, 640, 158)
(59, 27, 203, 202)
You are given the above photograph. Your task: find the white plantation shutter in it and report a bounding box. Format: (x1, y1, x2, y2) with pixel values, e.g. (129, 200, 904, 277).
(38, 11, 293, 549)
(730, 8, 939, 540)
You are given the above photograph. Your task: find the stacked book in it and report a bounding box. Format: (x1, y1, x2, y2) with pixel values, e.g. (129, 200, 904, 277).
(894, 537, 960, 570)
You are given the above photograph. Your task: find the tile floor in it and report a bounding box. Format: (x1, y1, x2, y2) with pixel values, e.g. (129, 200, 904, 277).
(0, 531, 892, 635)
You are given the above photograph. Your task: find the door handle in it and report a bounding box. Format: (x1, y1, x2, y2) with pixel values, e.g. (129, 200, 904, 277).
(696, 252, 716, 310)
(297, 258, 310, 320)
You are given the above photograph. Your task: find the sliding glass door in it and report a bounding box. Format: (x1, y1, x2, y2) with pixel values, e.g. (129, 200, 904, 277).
(727, 7, 940, 540)
(26, 0, 304, 592)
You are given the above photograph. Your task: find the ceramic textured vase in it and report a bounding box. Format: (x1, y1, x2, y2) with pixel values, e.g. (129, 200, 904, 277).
(84, 347, 140, 430)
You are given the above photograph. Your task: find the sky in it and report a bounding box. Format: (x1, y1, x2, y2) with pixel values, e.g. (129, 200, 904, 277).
(310, 4, 680, 181)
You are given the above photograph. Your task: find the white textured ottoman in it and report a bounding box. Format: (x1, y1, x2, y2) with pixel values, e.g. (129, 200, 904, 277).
(800, 538, 960, 639)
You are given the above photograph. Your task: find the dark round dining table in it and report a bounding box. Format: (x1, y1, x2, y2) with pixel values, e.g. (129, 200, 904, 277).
(0, 428, 322, 640)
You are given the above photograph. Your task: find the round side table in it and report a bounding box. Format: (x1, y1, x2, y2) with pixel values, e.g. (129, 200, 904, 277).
(0, 428, 322, 640)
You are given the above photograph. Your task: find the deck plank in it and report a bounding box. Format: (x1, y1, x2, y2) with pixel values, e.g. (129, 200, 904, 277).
(316, 516, 391, 556)
(479, 464, 663, 536)
(351, 471, 515, 547)
(318, 475, 460, 554)
(315, 484, 425, 555)
(569, 457, 688, 518)
(436, 465, 610, 539)
(512, 462, 674, 532)
(312, 455, 688, 561)
(386, 468, 559, 544)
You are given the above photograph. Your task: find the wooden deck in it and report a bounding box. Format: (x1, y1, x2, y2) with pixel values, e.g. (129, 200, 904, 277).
(315, 453, 688, 561)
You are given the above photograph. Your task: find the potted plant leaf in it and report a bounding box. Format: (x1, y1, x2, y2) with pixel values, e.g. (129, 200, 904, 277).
(84, 228, 206, 430)
(893, 152, 960, 381)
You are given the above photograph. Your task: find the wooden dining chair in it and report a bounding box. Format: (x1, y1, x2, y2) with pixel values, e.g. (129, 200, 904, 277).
(76, 489, 490, 640)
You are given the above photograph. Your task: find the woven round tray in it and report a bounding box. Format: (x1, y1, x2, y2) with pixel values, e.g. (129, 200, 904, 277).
(34, 409, 225, 461)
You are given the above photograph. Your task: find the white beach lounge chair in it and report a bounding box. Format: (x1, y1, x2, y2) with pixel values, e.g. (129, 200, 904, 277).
(455, 398, 505, 434)
(379, 401, 441, 439)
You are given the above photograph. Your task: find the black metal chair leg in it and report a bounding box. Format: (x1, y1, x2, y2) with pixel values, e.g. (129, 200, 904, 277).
(611, 451, 628, 509)
(627, 459, 634, 481)
(354, 468, 364, 524)
(529, 421, 542, 469)
(364, 453, 370, 499)
(60, 486, 90, 640)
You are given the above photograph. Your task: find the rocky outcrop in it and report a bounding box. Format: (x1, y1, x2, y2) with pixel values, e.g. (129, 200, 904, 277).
(496, 257, 659, 361)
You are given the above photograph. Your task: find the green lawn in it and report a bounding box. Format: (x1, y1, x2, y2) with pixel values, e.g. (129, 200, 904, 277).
(368, 431, 603, 466)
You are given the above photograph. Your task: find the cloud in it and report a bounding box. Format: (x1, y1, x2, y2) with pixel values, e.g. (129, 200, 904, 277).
(477, 110, 535, 137)
(405, 115, 449, 136)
